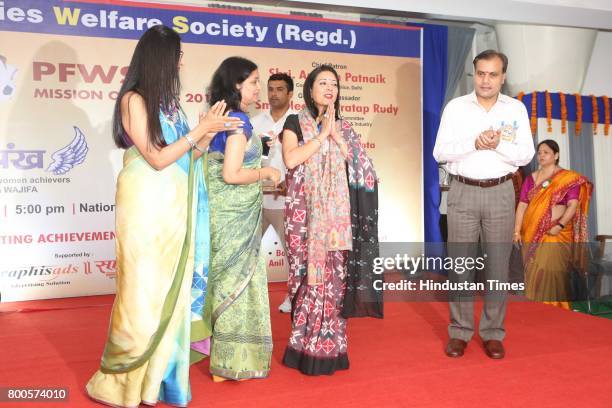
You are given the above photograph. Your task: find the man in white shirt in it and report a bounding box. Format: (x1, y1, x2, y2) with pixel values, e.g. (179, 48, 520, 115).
(433, 50, 535, 360)
(251, 73, 295, 313)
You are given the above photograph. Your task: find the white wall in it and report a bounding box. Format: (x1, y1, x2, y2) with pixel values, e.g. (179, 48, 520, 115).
(582, 32, 612, 95)
(496, 24, 596, 95)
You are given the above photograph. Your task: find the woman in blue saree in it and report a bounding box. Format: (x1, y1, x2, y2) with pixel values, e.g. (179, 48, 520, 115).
(86, 26, 242, 407)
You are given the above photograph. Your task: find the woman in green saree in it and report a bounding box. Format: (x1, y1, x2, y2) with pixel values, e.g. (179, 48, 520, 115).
(86, 26, 242, 407)
(198, 57, 280, 381)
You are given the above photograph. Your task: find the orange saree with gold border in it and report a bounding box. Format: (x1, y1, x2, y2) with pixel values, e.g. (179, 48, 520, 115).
(521, 169, 592, 309)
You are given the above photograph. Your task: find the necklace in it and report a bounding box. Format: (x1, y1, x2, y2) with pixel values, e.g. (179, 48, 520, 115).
(538, 166, 558, 189)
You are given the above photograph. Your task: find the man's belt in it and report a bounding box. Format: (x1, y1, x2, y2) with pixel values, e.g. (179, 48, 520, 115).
(452, 172, 514, 188)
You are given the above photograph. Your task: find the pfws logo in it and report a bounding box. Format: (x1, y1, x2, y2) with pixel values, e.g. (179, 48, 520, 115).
(0, 54, 17, 102)
(1, 126, 89, 174)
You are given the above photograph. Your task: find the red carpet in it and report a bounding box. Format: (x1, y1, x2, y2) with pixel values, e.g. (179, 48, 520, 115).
(1, 282, 611, 407)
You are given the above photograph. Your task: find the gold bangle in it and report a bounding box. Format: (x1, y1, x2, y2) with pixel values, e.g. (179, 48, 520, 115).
(312, 137, 321, 145)
(257, 169, 261, 181)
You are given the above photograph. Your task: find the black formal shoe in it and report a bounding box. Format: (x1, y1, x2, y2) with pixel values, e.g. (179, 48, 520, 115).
(483, 340, 505, 359)
(445, 338, 467, 358)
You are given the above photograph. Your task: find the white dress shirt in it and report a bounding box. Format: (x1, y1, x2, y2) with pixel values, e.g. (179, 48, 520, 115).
(433, 91, 535, 179)
(251, 109, 295, 209)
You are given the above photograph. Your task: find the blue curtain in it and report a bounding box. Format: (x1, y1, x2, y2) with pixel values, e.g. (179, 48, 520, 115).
(409, 23, 448, 243)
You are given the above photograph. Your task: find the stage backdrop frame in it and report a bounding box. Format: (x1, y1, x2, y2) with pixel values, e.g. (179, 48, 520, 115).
(0, 0, 423, 302)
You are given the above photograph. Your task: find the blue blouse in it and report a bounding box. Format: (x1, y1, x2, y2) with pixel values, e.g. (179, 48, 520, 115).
(208, 111, 253, 153)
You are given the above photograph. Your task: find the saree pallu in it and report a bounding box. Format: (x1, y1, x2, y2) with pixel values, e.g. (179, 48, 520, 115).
(87, 109, 209, 408)
(201, 135, 272, 380)
(521, 169, 592, 309)
(283, 118, 380, 376)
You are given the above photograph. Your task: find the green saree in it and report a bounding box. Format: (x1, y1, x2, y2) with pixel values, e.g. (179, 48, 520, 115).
(198, 112, 272, 380)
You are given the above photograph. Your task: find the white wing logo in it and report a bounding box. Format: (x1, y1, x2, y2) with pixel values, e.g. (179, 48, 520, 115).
(46, 126, 89, 175)
(0, 54, 18, 102)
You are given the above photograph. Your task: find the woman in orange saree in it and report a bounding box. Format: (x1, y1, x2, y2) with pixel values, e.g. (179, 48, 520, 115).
(514, 140, 592, 310)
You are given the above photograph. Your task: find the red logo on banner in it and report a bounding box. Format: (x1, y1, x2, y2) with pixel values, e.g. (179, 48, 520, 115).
(83, 260, 117, 279)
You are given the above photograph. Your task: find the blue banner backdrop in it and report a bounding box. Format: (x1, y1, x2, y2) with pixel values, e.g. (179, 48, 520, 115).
(0, 0, 421, 58)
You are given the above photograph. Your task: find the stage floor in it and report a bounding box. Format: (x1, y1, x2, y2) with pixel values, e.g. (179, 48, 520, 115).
(1, 282, 612, 407)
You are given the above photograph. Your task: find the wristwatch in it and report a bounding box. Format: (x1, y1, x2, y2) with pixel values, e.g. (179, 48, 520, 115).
(438, 164, 450, 188)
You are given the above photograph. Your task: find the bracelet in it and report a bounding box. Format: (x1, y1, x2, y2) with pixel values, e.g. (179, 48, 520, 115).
(183, 134, 196, 149)
(312, 137, 322, 146)
(193, 143, 206, 154)
(257, 169, 261, 181)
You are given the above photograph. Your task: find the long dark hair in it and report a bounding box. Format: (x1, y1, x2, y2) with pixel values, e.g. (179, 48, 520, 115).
(537, 139, 560, 165)
(209, 56, 257, 112)
(112, 25, 182, 149)
(303, 65, 341, 120)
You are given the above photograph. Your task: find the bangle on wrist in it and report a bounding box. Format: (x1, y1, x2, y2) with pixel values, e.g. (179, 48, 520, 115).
(312, 137, 321, 146)
(183, 134, 196, 149)
(257, 169, 261, 181)
(193, 143, 206, 153)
